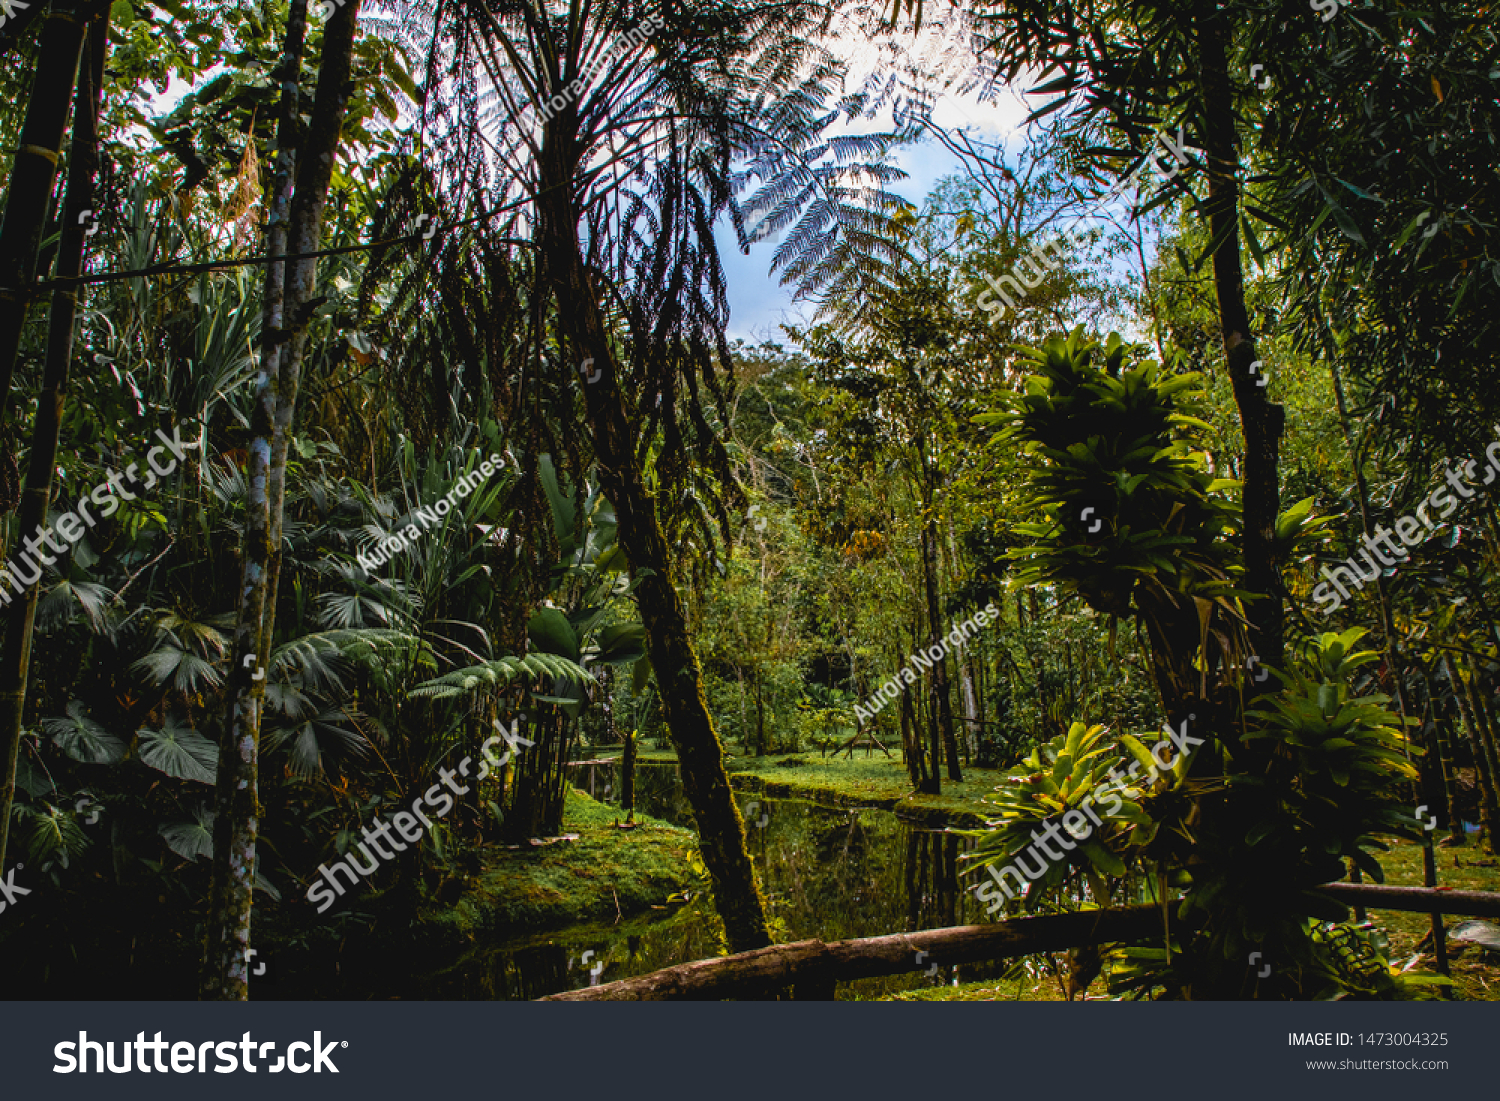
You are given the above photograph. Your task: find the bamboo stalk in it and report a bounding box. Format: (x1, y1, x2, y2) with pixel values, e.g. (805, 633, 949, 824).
(0, 8, 106, 871)
(0, 0, 109, 438)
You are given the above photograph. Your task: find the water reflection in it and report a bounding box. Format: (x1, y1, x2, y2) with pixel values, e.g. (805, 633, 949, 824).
(404, 762, 1013, 999)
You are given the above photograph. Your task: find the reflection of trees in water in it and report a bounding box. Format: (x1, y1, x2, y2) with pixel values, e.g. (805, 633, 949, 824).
(569, 761, 695, 826)
(904, 828, 963, 931)
(406, 907, 719, 1000)
(812, 806, 871, 864)
(746, 803, 906, 944)
(392, 784, 1002, 999)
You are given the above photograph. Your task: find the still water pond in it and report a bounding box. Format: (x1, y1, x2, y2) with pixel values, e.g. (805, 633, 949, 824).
(408, 762, 1011, 1000)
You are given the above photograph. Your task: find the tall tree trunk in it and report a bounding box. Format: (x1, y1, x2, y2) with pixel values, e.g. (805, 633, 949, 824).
(0, 9, 105, 871)
(535, 142, 770, 954)
(1192, 0, 1284, 678)
(0, 0, 99, 451)
(753, 672, 766, 756)
(959, 658, 978, 763)
(927, 683, 943, 793)
(202, 0, 359, 999)
(921, 508, 960, 781)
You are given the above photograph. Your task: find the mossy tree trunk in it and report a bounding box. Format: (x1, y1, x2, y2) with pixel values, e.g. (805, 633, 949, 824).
(920, 510, 960, 782)
(203, 0, 360, 1000)
(535, 137, 770, 955)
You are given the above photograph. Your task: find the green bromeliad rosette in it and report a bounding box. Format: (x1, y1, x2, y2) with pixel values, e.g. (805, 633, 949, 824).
(961, 719, 1200, 916)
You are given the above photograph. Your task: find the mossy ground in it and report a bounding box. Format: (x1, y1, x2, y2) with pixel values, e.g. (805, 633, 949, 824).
(432, 789, 699, 938)
(597, 745, 1009, 827)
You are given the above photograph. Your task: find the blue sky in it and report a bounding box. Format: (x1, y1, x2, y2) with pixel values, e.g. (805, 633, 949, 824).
(720, 74, 1033, 343)
(720, 138, 972, 343)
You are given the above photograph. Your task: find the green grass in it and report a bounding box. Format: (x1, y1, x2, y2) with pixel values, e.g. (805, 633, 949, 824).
(1364, 835, 1500, 1001)
(723, 751, 1008, 827)
(884, 976, 1072, 1002)
(589, 744, 1010, 826)
(431, 789, 699, 938)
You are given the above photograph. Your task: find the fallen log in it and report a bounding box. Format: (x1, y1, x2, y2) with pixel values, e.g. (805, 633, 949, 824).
(542, 881, 1500, 1001)
(1318, 882, 1500, 919)
(540, 905, 1166, 1001)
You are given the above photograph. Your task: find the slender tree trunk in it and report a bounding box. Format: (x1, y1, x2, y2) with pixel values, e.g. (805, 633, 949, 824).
(753, 672, 766, 756)
(1438, 709, 1467, 846)
(1445, 655, 1499, 855)
(203, 0, 308, 999)
(0, 0, 99, 448)
(1192, 0, 1284, 678)
(959, 658, 978, 764)
(921, 508, 960, 781)
(927, 683, 943, 793)
(622, 727, 636, 825)
(203, 0, 360, 999)
(899, 678, 924, 790)
(535, 140, 770, 954)
(1464, 659, 1500, 857)
(0, 11, 105, 871)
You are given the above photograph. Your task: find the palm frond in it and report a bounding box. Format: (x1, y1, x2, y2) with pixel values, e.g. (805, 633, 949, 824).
(136, 716, 218, 784)
(42, 701, 126, 764)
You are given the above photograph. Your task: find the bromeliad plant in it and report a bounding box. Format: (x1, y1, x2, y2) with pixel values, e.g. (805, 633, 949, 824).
(1098, 630, 1435, 999)
(972, 331, 1445, 998)
(962, 721, 1198, 913)
(974, 329, 1249, 720)
(1242, 628, 1423, 886)
(1181, 630, 1422, 978)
